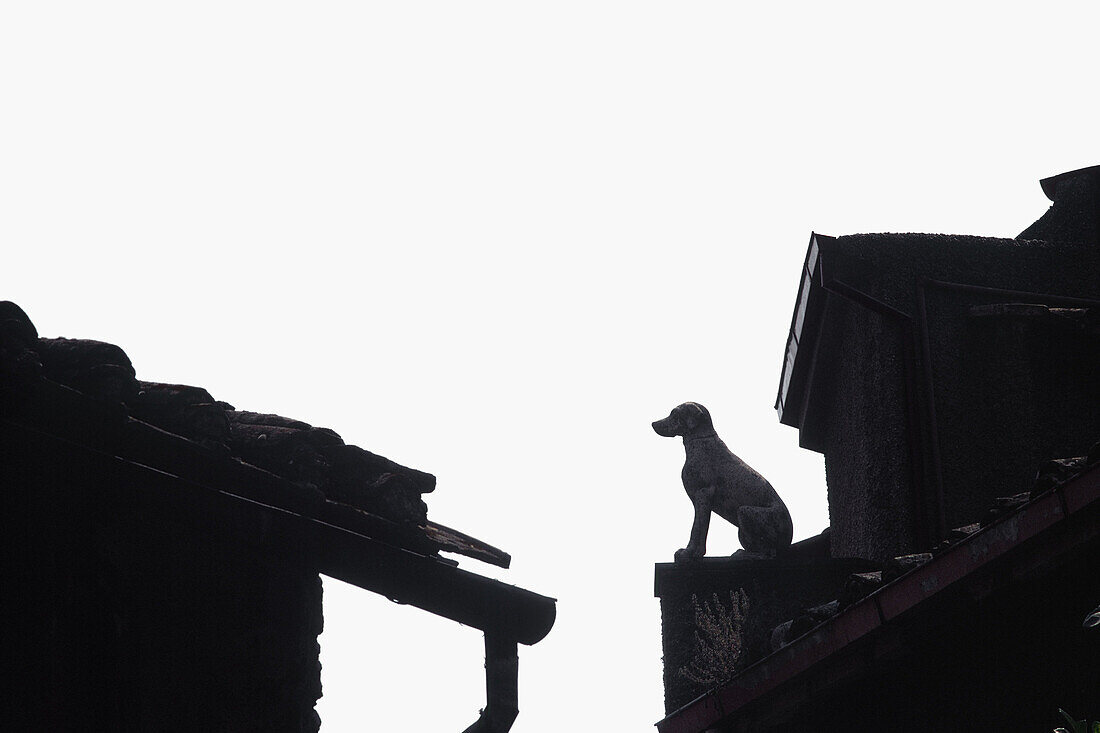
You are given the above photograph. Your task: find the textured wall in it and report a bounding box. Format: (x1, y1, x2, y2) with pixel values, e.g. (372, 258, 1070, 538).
(942, 299, 1100, 522)
(820, 297, 917, 561)
(655, 544, 871, 714)
(1, 422, 324, 732)
(813, 234, 1100, 561)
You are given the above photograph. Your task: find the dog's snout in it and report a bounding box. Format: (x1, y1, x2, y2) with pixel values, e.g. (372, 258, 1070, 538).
(653, 416, 677, 437)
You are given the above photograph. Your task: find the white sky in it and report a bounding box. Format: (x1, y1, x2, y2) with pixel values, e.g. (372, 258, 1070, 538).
(3, 3, 1099, 730)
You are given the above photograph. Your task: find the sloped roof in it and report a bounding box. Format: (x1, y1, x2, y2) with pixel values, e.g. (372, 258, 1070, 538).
(656, 458, 1100, 732)
(0, 301, 554, 645)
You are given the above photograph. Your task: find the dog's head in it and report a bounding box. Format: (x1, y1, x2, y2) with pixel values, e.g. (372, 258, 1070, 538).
(652, 402, 713, 438)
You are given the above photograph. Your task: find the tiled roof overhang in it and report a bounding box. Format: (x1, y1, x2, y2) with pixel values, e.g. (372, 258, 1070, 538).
(1, 374, 555, 646)
(655, 465, 1100, 732)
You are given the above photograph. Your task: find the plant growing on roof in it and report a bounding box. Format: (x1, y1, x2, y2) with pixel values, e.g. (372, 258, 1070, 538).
(1082, 603, 1100, 630)
(1053, 708, 1100, 733)
(679, 589, 750, 687)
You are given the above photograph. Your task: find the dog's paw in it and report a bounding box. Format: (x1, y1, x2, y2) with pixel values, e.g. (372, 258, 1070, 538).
(732, 548, 776, 560)
(674, 547, 701, 563)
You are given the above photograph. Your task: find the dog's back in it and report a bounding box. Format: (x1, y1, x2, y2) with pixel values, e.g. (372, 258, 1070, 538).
(703, 440, 786, 522)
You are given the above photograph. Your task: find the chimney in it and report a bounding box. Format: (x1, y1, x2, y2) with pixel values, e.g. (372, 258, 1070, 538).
(1018, 164, 1100, 246)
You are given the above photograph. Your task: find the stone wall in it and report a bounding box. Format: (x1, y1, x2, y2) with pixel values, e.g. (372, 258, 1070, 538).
(811, 234, 1100, 562)
(819, 296, 918, 561)
(1, 420, 324, 731)
(939, 298, 1100, 525)
(654, 539, 873, 714)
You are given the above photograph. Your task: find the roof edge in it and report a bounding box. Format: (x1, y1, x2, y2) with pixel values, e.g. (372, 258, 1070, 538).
(776, 233, 830, 442)
(656, 464, 1100, 732)
(0, 374, 556, 645)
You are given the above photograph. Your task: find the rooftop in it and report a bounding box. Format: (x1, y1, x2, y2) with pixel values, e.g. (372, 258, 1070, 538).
(0, 300, 555, 645)
(658, 459, 1100, 732)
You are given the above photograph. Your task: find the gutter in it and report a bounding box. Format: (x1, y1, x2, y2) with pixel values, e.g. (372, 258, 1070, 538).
(656, 463, 1100, 733)
(463, 634, 520, 733)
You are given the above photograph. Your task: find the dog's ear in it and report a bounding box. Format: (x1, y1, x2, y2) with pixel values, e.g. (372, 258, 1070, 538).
(682, 402, 708, 431)
(684, 402, 705, 431)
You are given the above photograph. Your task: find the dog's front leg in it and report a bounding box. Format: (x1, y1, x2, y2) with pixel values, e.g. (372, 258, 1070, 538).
(675, 487, 713, 562)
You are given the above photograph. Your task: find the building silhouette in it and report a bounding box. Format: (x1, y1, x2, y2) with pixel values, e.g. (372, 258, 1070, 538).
(0, 305, 554, 732)
(656, 165, 1100, 732)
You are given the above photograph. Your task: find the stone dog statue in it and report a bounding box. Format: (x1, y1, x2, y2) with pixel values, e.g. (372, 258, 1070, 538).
(653, 402, 793, 561)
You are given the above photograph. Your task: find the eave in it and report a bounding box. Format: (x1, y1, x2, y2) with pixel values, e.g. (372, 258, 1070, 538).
(0, 374, 555, 646)
(775, 233, 832, 450)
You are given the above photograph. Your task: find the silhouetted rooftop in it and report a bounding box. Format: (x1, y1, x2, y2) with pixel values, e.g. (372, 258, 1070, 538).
(657, 458, 1100, 732)
(0, 300, 555, 644)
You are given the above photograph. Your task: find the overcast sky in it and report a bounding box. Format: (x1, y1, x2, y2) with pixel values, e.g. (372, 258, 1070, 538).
(4, 2, 1099, 730)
